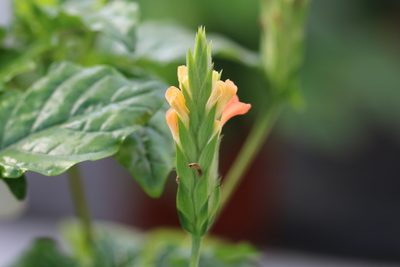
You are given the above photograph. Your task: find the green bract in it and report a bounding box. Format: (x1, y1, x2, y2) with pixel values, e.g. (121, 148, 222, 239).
(0, 62, 164, 179)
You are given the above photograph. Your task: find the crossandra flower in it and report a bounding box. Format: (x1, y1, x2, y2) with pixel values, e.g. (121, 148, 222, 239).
(166, 29, 253, 266)
(165, 65, 251, 143)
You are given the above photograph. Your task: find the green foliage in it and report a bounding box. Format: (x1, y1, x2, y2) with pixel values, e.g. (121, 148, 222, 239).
(59, 221, 259, 267)
(7, 0, 258, 83)
(0, 62, 164, 179)
(62, 0, 139, 54)
(1, 0, 258, 199)
(1, 175, 27, 200)
(0, 45, 45, 85)
(11, 0, 139, 65)
(9, 220, 259, 267)
(2, 1, 263, 266)
(10, 238, 78, 267)
(116, 105, 174, 198)
(137, 229, 258, 267)
(62, 220, 142, 267)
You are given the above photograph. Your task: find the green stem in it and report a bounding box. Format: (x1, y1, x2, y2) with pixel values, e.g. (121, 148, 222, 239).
(190, 235, 202, 267)
(219, 104, 280, 213)
(67, 166, 94, 254)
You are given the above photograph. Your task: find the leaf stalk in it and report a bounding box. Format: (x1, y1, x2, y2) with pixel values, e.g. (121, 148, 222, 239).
(67, 166, 94, 257)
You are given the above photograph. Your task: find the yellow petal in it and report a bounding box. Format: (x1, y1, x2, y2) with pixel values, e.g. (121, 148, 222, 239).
(207, 79, 238, 116)
(206, 80, 224, 111)
(213, 120, 222, 136)
(212, 70, 220, 83)
(178, 65, 191, 97)
(177, 65, 188, 84)
(165, 86, 189, 125)
(218, 79, 237, 110)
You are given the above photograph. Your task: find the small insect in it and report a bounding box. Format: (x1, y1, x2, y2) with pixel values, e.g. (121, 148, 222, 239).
(188, 163, 202, 176)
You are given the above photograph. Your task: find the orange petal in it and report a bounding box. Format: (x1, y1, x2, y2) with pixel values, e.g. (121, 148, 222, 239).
(220, 95, 251, 126)
(165, 108, 180, 144)
(165, 86, 182, 103)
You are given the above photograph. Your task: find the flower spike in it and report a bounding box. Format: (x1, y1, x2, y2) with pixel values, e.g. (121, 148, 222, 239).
(164, 27, 251, 267)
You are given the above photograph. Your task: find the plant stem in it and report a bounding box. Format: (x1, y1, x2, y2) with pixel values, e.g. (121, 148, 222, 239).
(219, 104, 280, 213)
(190, 235, 202, 267)
(67, 166, 94, 254)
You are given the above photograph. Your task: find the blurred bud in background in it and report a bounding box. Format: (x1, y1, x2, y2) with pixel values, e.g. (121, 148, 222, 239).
(260, 0, 310, 105)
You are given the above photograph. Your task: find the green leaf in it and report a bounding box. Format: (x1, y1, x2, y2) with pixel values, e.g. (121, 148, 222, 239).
(0, 62, 164, 178)
(139, 229, 260, 267)
(1, 175, 27, 200)
(116, 105, 175, 198)
(0, 90, 20, 139)
(134, 22, 259, 68)
(213, 242, 258, 264)
(63, 0, 139, 54)
(0, 43, 49, 84)
(60, 221, 260, 267)
(12, 0, 66, 42)
(12, 0, 139, 64)
(9, 238, 78, 267)
(61, 219, 142, 267)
